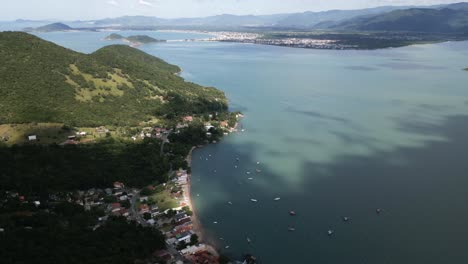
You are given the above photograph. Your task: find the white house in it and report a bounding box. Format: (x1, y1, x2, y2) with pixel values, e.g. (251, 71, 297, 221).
(28, 135, 37, 141)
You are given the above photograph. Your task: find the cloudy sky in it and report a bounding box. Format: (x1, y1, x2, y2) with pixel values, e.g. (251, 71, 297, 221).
(1, 0, 464, 20)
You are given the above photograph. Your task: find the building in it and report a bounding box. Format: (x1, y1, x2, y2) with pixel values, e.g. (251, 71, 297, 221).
(28, 135, 37, 141)
(181, 244, 207, 255)
(183, 116, 193, 122)
(113, 181, 125, 189)
(176, 231, 193, 244)
(139, 196, 149, 202)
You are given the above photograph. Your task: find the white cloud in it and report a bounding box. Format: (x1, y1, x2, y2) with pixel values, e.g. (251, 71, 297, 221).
(138, 0, 155, 6)
(107, 0, 119, 6)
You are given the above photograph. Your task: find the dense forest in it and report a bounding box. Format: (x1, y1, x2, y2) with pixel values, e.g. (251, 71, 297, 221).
(0, 199, 166, 264)
(0, 138, 170, 194)
(0, 32, 228, 126)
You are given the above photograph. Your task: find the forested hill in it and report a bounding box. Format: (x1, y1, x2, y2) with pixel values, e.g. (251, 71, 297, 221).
(0, 32, 227, 126)
(331, 7, 468, 33)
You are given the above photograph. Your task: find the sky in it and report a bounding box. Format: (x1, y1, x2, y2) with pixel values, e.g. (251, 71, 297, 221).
(0, 0, 465, 21)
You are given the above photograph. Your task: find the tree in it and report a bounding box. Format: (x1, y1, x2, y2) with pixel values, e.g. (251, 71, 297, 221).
(143, 213, 151, 220)
(190, 234, 199, 245)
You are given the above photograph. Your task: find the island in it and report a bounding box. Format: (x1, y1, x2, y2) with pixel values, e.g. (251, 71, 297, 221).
(465, 68, 468, 71)
(104, 33, 125, 40)
(105, 33, 167, 46)
(0, 32, 239, 264)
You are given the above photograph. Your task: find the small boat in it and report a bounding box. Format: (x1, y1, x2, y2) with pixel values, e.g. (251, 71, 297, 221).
(256, 169, 262, 173)
(250, 199, 258, 202)
(228, 201, 233, 205)
(248, 177, 253, 180)
(256, 161, 260, 165)
(343, 216, 350, 222)
(213, 170, 217, 173)
(241, 129, 245, 132)
(289, 210, 297, 216)
(247, 237, 251, 243)
(236, 158, 240, 161)
(234, 165, 238, 168)
(274, 197, 281, 201)
(196, 194, 200, 197)
(205, 158, 208, 161)
(376, 208, 382, 214)
(246, 171, 251, 175)
(213, 221, 218, 224)
(328, 230, 334, 236)
(219, 237, 224, 240)
(225, 245, 230, 249)
(288, 227, 296, 232)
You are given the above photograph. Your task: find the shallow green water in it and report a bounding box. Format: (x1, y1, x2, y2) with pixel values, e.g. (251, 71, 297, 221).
(29, 31, 468, 263)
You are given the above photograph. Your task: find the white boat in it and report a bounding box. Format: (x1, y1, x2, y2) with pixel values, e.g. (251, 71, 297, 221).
(247, 237, 251, 243)
(250, 199, 258, 202)
(274, 197, 281, 201)
(213, 221, 218, 224)
(328, 230, 334, 236)
(225, 245, 230, 249)
(246, 171, 251, 174)
(248, 178, 253, 180)
(228, 201, 233, 205)
(256, 161, 260, 164)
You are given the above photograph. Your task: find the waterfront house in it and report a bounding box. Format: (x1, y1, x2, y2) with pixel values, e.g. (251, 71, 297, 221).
(183, 116, 193, 122)
(181, 244, 207, 255)
(28, 135, 37, 141)
(176, 231, 193, 243)
(139, 196, 149, 202)
(139, 204, 150, 214)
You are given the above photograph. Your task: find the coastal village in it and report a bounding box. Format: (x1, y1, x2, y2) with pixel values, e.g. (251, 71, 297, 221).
(0, 113, 252, 264)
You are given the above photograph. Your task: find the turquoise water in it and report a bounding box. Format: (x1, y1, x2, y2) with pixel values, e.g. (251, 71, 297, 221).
(16, 30, 468, 263)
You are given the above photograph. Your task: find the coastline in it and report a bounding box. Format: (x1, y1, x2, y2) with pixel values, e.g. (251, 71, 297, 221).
(183, 146, 219, 256)
(181, 119, 242, 258)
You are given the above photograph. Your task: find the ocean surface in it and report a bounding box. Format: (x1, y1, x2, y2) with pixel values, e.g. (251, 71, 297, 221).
(13, 29, 468, 263)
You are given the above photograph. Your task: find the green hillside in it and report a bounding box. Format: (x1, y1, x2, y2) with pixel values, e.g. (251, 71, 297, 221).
(35, 22, 72, 32)
(0, 32, 227, 127)
(335, 8, 468, 32)
(104, 33, 124, 40)
(125, 35, 165, 43)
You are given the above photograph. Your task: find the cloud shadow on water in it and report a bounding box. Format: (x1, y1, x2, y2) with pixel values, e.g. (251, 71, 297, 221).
(191, 115, 468, 263)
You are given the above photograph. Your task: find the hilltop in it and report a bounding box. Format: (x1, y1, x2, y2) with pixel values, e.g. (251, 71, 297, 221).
(0, 32, 227, 127)
(331, 7, 468, 32)
(27, 22, 72, 32)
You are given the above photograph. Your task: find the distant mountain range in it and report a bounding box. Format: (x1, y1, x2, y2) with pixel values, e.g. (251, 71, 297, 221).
(15, 2, 468, 33)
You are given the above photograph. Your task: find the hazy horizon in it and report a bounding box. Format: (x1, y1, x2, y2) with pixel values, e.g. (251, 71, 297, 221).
(1, 0, 465, 21)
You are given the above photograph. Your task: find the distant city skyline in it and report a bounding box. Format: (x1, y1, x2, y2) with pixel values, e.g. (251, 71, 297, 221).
(0, 0, 465, 21)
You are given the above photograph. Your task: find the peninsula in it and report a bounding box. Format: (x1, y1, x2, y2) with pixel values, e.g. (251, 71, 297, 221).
(0, 32, 238, 263)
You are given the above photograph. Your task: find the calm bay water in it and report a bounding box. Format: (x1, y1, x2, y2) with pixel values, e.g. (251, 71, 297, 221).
(24, 30, 468, 263)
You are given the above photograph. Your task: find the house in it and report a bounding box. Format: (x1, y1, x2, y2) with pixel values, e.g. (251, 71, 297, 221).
(176, 231, 193, 243)
(183, 116, 193, 122)
(220, 121, 229, 128)
(111, 203, 121, 212)
(113, 181, 125, 189)
(147, 219, 156, 226)
(139, 196, 149, 202)
(119, 195, 128, 201)
(68, 135, 76, 140)
(205, 124, 214, 131)
(33, 201, 41, 207)
(28, 135, 37, 141)
(176, 217, 192, 226)
(181, 244, 207, 255)
(139, 204, 149, 214)
(78, 131, 87, 136)
(175, 212, 188, 222)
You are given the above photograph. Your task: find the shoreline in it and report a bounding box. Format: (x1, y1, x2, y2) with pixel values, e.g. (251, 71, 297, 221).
(183, 146, 219, 256)
(181, 120, 242, 258)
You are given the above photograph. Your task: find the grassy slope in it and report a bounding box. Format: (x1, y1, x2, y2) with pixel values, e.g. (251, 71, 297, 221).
(0, 32, 227, 127)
